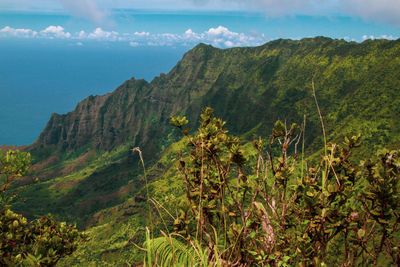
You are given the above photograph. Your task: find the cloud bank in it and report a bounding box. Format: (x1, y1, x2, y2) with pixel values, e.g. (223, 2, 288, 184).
(1, 25, 397, 47)
(0, 25, 268, 48)
(0, 26, 37, 38)
(0, 26, 72, 39)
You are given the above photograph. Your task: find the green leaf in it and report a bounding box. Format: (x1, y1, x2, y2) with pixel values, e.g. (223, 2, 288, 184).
(250, 231, 256, 238)
(357, 229, 365, 239)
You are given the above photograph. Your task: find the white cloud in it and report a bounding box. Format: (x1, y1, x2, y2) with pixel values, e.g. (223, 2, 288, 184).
(362, 35, 374, 41)
(40, 25, 71, 38)
(134, 31, 150, 37)
(183, 29, 204, 43)
(224, 40, 234, 47)
(0, 26, 37, 38)
(87, 27, 118, 41)
(342, 36, 357, 42)
(380, 34, 396, 40)
(77, 30, 87, 39)
(76, 41, 84, 46)
(204, 26, 265, 47)
(129, 41, 139, 47)
(362, 34, 397, 41)
(207, 26, 237, 38)
(185, 29, 194, 35)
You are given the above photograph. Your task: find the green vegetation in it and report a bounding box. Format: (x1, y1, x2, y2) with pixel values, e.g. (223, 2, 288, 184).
(0, 150, 87, 266)
(145, 108, 399, 266)
(4, 37, 399, 265)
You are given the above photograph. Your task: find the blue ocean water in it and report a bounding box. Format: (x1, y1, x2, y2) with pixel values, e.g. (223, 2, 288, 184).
(0, 40, 187, 145)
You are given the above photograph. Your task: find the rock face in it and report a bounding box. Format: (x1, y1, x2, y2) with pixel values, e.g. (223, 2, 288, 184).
(29, 38, 400, 161)
(30, 79, 146, 151)
(28, 43, 224, 159)
(28, 44, 214, 158)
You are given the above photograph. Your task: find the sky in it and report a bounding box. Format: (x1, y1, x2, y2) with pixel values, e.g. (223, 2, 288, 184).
(0, 0, 399, 47)
(1, 0, 400, 27)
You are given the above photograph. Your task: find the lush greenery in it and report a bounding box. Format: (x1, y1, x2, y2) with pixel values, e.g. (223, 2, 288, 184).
(146, 107, 400, 266)
(0, 149, 87, 266)
(4, 37, 399, 265)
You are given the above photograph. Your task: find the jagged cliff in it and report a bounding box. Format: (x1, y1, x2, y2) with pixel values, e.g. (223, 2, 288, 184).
(28, 44, 221, 159)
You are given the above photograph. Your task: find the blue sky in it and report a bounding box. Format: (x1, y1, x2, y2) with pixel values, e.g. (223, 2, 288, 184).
(0, 0, 399, 48)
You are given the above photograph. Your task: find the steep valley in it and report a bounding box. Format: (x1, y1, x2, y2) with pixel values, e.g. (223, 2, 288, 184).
(11, 37, 400, 264)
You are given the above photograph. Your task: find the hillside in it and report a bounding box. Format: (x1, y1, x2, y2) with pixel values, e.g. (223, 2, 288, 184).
(11, 37, 400, 264)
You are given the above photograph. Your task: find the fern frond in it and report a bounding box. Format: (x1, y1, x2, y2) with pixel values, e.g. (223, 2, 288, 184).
(144, 236, 205, 266)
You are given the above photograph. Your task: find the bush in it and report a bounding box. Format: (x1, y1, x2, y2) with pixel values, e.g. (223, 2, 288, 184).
(147, 107, 400, 266)
(0, 149, 87, 266)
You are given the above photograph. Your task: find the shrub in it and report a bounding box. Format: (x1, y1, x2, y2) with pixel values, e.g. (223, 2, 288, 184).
(148, 107, 400, 266)
(0, 149, 88, 266)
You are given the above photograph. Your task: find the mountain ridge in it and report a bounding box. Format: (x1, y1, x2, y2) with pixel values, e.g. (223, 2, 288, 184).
(16, 36, 400, 232)
(29, 37, 400, 158)
(10, 37, 399, 264)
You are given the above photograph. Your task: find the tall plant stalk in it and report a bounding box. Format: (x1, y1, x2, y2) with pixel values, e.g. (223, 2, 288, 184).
(311, 78, 328, 188)
(131, 147, 154, 266)
(301, 114, 306, 179)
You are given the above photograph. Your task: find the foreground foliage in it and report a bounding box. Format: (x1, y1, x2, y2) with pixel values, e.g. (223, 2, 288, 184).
(7, 38, 399, 265)
(146, 107, 400, 266)
(0, 149, 87, 266)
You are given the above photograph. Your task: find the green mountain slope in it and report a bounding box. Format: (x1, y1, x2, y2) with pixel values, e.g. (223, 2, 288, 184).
(11, 37, 400, 264)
